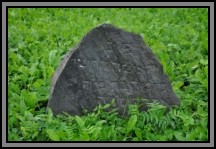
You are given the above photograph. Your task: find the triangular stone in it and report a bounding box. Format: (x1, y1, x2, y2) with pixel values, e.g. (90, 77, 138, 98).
(47, 24, 180, 116)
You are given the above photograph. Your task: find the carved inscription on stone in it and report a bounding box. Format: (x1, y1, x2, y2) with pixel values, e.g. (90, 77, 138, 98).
(47, 23, 180, 116)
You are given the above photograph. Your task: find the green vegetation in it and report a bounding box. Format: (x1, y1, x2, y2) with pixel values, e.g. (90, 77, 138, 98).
(8, 8, 208, 141)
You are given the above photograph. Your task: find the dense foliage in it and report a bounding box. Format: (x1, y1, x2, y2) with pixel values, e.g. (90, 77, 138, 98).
(8, 8, 208, 141)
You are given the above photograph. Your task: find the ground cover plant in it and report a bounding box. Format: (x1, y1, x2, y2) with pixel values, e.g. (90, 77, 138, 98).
(8, 8, 208, 141)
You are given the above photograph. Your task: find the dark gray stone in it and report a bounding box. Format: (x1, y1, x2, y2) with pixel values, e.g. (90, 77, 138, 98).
(47, 24, 180, 116)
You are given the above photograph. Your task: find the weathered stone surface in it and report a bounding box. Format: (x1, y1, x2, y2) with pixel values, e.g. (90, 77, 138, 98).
(47, 24, 180, 116)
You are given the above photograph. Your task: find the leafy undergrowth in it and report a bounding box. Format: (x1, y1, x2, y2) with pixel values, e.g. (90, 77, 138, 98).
(8, 8, 208, 141)
(9, 100, 208, 141)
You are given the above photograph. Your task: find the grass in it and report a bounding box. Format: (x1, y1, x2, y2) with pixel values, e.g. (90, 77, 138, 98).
(8, 8, 208, 141)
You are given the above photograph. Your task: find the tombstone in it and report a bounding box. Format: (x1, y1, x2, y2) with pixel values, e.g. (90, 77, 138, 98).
(47, 23, 180, 116)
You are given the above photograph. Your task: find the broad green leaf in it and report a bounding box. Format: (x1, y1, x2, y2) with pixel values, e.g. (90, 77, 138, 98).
(75, 116, 85, 128)
(135, 128, 142, 139)
(33, 79, 43, 88)
(91, 127, 102, 140)
(103, 103, 110, 109)
(23, 92, 38, 108)
(80, 132, 90, 141)
(174, 81, 184, 90)
(174, 132, 185, 141)
(49, 50, 57, 65)
(111, 98, 115, 106)
(200, 59, 208, 65)
(47, 66, 54, 78)
(46, 129, 60, 141)
(126, 115, 137, 134)
(47, 108, 53, 123)
(19, 100, 26, 116)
